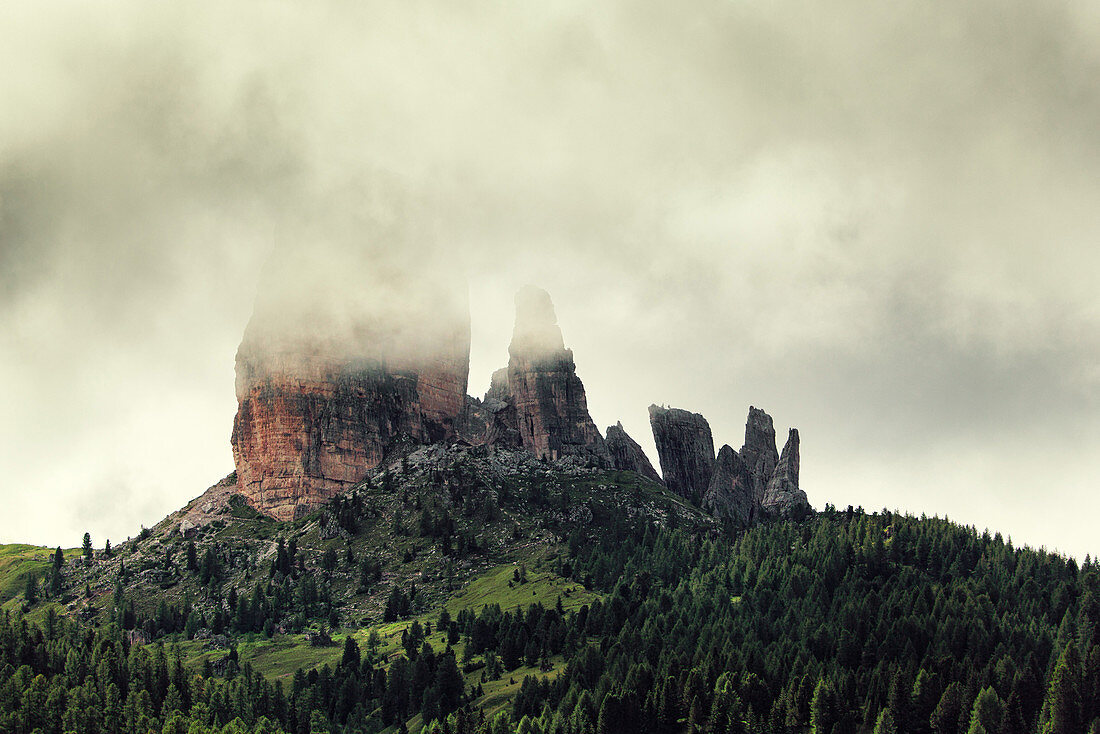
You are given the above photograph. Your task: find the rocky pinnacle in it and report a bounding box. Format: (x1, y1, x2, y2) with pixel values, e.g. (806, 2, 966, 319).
(648, 405, 716, 504)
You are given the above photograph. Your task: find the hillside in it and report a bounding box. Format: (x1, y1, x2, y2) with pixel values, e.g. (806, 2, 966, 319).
(2, 446, 1098, 733)
(2, 442, 1100, 734)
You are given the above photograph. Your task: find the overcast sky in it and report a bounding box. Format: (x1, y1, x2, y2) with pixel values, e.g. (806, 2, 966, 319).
(2, 0, 1098, 559)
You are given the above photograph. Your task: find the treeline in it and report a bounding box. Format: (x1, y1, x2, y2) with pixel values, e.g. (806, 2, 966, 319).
(0, 608, 469, 733)
(496, 506, 1100, 734)
(0, 588, 593, 732)
(6, 500, 1100, 733)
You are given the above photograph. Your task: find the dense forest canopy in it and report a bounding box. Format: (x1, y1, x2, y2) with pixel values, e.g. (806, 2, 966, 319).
(2, 501, 1098, 733)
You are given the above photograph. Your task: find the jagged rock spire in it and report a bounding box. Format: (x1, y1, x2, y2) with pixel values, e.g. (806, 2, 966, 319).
(763, 429, 806, 512)
(703, 444, 756, 524)
(741, 406, 779, 504)
(503, 287, 610, 464)
(606, 422, 662, 483)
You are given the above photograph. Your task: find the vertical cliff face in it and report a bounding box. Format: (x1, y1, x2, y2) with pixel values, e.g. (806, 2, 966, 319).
(703, 444, 756, 524)
(606, 422, 662, 483)
(648, 405, 716, 503)
(650, 403, 809, 518)
(763, 429, 806, 512)
(500, 286, 610, 464)
(741, 406, 780, 504)
(231, 263, 470, 520)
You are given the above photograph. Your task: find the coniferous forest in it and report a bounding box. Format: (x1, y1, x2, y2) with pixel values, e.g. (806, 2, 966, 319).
(2, 502, 1098, 734)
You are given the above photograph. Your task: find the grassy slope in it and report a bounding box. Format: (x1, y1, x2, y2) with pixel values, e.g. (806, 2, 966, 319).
(0, 544, 80, 607)
(8, 450, 708, 729)
(174, 551, 601, 682)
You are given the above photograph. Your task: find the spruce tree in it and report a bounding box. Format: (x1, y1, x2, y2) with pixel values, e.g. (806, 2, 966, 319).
(874, 708, 899, 734)
(1039, 644, 1083, 734)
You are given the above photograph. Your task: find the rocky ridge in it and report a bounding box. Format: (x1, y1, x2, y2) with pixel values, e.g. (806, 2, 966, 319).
(231, 272, 808, 523)
(652, 404, 809, 521)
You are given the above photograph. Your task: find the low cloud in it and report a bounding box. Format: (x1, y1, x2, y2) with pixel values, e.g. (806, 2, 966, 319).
(2, 0, 1098, 557)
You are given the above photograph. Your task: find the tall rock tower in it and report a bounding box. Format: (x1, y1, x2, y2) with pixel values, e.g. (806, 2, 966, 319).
(648, 405, 716, 503)
(231, 246, 470, 520)
(495, 286, 610, 464)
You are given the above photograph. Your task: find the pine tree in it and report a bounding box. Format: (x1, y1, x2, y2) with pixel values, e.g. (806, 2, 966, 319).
(874, 708, 899, 734)
(966, 686, 1004, 734)
(82, 532, 92, 561)
(24, 571, 38, 604)
(1039, 644, 1083, 734)
(341, 635, 360, 670)
(931, 682, 963, 734)
(810, 677, 838, 734)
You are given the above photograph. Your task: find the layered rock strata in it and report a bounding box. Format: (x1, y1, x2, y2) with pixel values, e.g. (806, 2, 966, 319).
(648, 405, 716, 503)
(231, 268, 470, 520)
(606, 422, 662, 483)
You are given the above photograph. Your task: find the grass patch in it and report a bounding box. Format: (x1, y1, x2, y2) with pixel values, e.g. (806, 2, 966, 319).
(0, 544, 77, 604)
(444, 564, 598, 617)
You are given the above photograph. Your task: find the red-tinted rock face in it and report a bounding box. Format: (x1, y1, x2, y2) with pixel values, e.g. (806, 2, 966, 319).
(232, 276, 470, 521)
(502, 286, 610, 464)
(606, 422, 662, 483)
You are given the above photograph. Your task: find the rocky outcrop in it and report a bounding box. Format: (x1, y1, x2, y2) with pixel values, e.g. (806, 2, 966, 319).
(648, 405, 715, 503)
(231, 271, 471, 521)
(605, 422, 662, 483)
(703, 445, 756, 524)
(762, 429, 807, 513)
(650, 404, 809, 518)
(740, 406, 779, 504)
(457, 369, 523, 449)
(500, 286, 610, 464)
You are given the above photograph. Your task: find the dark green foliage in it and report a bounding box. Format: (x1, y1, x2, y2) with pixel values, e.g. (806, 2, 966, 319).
(1039, 643, 1083, 733)
(384, 585, 412, 622)
(3, 491, 1099, 734)
(23, 571, 37, 604)
(320, 547, 338, 573)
